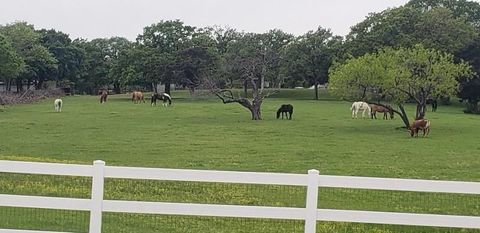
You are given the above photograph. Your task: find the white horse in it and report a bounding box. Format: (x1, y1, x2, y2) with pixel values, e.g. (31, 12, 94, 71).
(350, 101, 371, 119)
(54, 99, 63, 112)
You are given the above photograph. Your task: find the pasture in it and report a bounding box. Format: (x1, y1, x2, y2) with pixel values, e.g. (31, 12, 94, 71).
(0, 89, 479, 232)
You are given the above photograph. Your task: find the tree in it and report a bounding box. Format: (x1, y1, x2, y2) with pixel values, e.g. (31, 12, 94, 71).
(38, 29, 85, 91)
(74, 37, 131, 94)
(0, 22, 57, 91)
(407, 0, 480, 27)
(346, 6, 477, 57)
(137, 20, 197, 94)
(457, 37, 480, 113)
(329, 45, 472, 128)
(281, 27, 342, 99)
(0, 34, 25, 90)
(205, 31, 291, 120)
(175, 46, 218, 96)
(172, 28, 219, 96)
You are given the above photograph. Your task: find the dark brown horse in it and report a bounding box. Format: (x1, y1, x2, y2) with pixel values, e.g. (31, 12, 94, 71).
(132, 91, 145, 104)
(369, 104, 394, 120)
(99, 90, 108, 104)
(277, 104, 293, 120)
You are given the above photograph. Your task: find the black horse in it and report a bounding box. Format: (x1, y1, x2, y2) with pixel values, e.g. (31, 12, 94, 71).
(277, 104, 293, 120)
(151, 93, 172, 107)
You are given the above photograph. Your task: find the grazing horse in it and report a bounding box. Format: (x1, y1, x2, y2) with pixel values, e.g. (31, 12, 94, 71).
(151, 93, 172, 107)
(277, 104, 293, 120)
(54, 99, 63, 112)
(132, 91, 145, 104)
(99, 90, 108, 104)
(350, 102, 371, 119)
(369, 104, 394, 120)
(409, 119, 431, 137)
(426, 98, 438, 112)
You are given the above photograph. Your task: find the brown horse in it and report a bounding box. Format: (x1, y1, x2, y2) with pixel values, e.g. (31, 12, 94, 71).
(369, 104, 394, 120)
(99, 90, 108, 104)
(132, 91, 145, 104)
(409, 119, 431, 137)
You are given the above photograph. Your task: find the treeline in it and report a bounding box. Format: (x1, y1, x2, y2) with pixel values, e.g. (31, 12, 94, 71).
(0, 0, 479, 111)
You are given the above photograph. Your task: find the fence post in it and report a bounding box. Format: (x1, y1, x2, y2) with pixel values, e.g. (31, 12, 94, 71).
(89, 160, 105, 233)
(304, 169, 319, 233)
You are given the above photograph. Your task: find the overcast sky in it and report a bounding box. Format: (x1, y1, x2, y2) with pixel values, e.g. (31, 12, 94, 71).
(1, 0, 421, 41)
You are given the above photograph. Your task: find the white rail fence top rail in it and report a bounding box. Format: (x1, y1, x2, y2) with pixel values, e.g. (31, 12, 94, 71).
(0, 160, 479, 233)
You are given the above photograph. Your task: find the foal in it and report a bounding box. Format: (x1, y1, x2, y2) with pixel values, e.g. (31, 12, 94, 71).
(277, 104, 293, 120)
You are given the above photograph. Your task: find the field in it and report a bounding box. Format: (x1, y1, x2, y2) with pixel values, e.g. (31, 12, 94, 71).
(0, 89, 479, 232)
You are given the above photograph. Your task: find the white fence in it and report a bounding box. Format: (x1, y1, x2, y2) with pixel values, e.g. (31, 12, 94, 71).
(0, 160, 479, 233)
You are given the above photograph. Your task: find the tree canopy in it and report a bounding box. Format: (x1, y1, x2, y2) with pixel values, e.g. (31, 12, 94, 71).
(330, 45, 473, 127)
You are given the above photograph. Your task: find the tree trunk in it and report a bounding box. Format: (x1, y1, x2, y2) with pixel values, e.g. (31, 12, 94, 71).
(113, 83, 121, 94)
(250, 97, 263, 120)
(398, 104, 411, 129)
(188, 86, 195, 97)
(164, 81, 171, 95)
(314, 82, 319, 100)
(16, 79, 23, 92)
(243, 80, 248, 98)
(415, 103, 426, 120)
(152, 82, 158, 93)
(6, 79, 11, 91)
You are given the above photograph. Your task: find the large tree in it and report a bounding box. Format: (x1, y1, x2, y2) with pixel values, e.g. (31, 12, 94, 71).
(281, 27, 342, 99)
(330, 45, 472, 128)
(137, 20, 198, 94)
(206, 31, 292, 120)
(74, 37, 131, 94)
(346, 5, 477, 57)
(0, 34, 25, 90)
(0, 22, 57, 91)
(38, 29, 85, 90)
(407, 0, 480, 27)
(457, 37, 480, 113)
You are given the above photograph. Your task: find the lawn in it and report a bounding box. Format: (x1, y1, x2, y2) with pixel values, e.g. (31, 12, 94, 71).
(0, 89, 479, 232)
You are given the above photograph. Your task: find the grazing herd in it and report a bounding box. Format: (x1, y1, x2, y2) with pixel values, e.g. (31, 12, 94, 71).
(350, 101, 432, 138)
(52, 90, 432, 138)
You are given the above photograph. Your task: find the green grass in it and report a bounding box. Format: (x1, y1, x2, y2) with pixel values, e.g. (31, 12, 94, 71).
(0, 89, 479, 232)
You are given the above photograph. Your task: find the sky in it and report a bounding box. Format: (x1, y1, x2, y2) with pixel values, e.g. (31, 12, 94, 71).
(1, 0, 416, 41)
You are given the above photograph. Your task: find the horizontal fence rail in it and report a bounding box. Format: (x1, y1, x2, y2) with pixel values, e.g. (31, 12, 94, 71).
(0, 160, 479, 233)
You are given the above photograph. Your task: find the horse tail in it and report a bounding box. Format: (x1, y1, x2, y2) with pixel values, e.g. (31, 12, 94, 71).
(59, 100, 62, 109)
